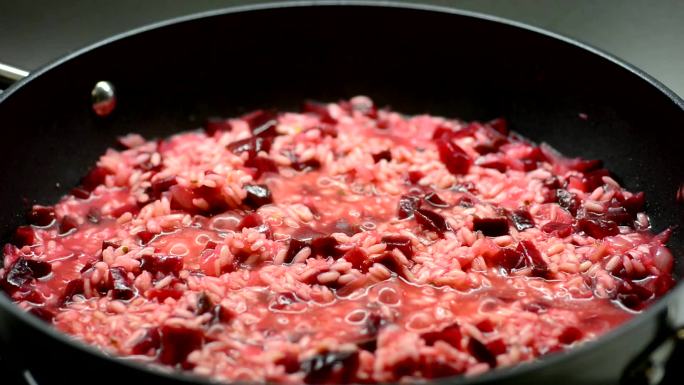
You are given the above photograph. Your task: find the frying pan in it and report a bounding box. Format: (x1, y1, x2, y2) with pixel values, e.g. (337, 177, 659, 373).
(0, 2, 683, 385)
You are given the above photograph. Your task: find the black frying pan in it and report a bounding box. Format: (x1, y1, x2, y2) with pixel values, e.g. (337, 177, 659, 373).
(1, 2, 683, 385)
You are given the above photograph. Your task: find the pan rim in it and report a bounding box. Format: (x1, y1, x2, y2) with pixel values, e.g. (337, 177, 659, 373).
(0, 1, 682, 384)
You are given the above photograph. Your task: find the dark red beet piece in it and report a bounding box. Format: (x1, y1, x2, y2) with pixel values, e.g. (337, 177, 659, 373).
(566, 158, 602, 173)
(372, 150, 392, 163)
(541, 221, 573, 237)
(226, 136, 272, 160)
(468, 338, 497, 368)
(622, 192, 645, 215)
(140, 254, 184, 275)
(131, 327, 161, 355)
(477, 159, 508, 173)
(486, 338, 507, 356)
(582, 169, 610, 192)
(158, 325, 204, 367)
(300, 349, 360, 385)
(237, 213, 272, 239)
(493, 248, 526, 271)
(421, 323, 462, 348)
(558, 326, 583, 345)
(244, 156, 279, 179)
(80, 166, 110, 191)
(243, 184, 273, 209)
(70, 187, 91, 199)
(311, 235, 342, 258)
(473, 217, 509, 237)
(60, 278, 84, 305)
(424, 192, 448, 207)
(28, 307, 55, 322)
(605, 206, 632, 225)
(195, 292, 213, 315)
(3, 258, 52, 292)
(302, 101, 337, 124)
(415, 208, 449, 235)
(343, 247, 367, 270)
(59, 215, 79, 234)
(362, 252, 405, 277)
(149, 176, 177, 200)
(147, 287, 183, 301)
(108, 203, 140, 218)
(276, 353, 301, 374)
(244, 109, 279, 137)
(476, 319, 495, 333)
(577, 217, 619, 239)
(381, 235, 414, 258)
(292, 159, 321, 172)
(397, 194, 421, 219)
(407, 170, 424, 184)
(137, 230, 156, 245)
(204, 117, 232, 135)
(487, 118, 508, 135)
(13, 226, 35, 247)
(108, 267, 135, 300)
(517, 240, 549, 278)
(556, 189, 580, 216)
(436, 138, 471, 175)
(510, 209, 534, 231)
(284, 237, 309, 264)
(28, 206, 55, 227)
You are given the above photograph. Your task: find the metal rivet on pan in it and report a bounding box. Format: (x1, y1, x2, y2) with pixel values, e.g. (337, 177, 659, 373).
(91, 80, 116, 117)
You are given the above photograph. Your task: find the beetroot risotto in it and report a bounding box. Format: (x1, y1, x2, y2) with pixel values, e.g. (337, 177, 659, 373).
(0, 96, 676, 383)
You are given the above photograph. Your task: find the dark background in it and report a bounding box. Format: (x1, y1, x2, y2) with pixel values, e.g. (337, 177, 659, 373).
(0, 0, 683, 97)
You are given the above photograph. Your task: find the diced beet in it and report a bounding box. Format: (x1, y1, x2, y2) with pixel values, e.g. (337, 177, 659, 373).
(60, 278, 84, 305)
(424, 192, 448, 208)
(80, 166, 111, 191)
(244, 156, 279, 179)
(541, 221, 572, 238)
(284, 237, 309, 264)
(565, 158, 602, 173)
(577, 217, 619, 239)
(28, 307, 55, 322)
(372, 150, 392, 163)
(436, 138, 471, 175)
(131, 327, 161, 355)
(13, 226, 36, 247)
(478, 159, 508, 173)
(523, 300, 550, 314)
(204, 117, 232, 135)
(362, 252, 406, 277)
(209, 304, 235, 325)
(302, 101, 337, 124)
(343, 247, 367, 270)
(432, 124, 476, 141)
(276, 353, 301, 374)
(493, 248, 526, 271)
(487, 118, 508, 135)
(558, 326, 583, 345)
(622, 192, 645, 215)
(510, 209, 534, 231)
(147, 287, 183, 301)
(158, 324, 204, 367)
(196, 292, 213, 315)
(86, 208, 101, 224)
(80, 258, 99, 273)
(475, 319, 495, 333)
(108, 267, 135, 300)
(149, 176, 177, 200)
(397, 194, 421, 219)
(194, 185, 229, 215)
(70, 187, 91, 199)
(467, 338, 497, 368)
(605, 206, 632, 225)
(237, 213, 272, 239)
(59, 215, 79, 234)
(109, 202, 140, 218)
(140, 254, 184, 275)
(28, 206, 55, 227)
(486, 338, 507, 356)
(381, 235, 414, 258)
(243, 184, 273, 209)
(311, 235, 342, 258)
(556, 189, 580, 216)
(582, 169, 610, 192)
(300, 349, 359, 384)
(243, 109, 279, 137)
(517, 240, 549, 278)
(408, 170, 424, 184)
(292, 159, 322, 172)
(137, 230, 156, 245)
(420, 356, 463, 379)
(415, 208, 449, 235)
(3, 258, 52, 292)
(473, 217, 509, 237)
(421, 323, 462, 348)
(226, 136, 272, 160)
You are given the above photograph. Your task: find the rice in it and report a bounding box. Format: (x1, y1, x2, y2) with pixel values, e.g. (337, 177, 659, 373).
(0, 97, 675, 383)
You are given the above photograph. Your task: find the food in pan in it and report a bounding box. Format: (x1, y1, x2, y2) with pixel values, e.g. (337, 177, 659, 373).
(0, 97, 674, 383)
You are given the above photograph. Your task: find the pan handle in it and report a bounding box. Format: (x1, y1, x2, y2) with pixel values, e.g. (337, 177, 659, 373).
(0, 62, 30, 91)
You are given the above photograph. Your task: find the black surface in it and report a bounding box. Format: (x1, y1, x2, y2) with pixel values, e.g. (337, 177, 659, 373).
(0, 3, 683, 385)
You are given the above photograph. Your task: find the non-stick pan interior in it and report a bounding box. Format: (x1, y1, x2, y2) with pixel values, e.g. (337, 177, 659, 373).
(1, 4, 683, 385)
